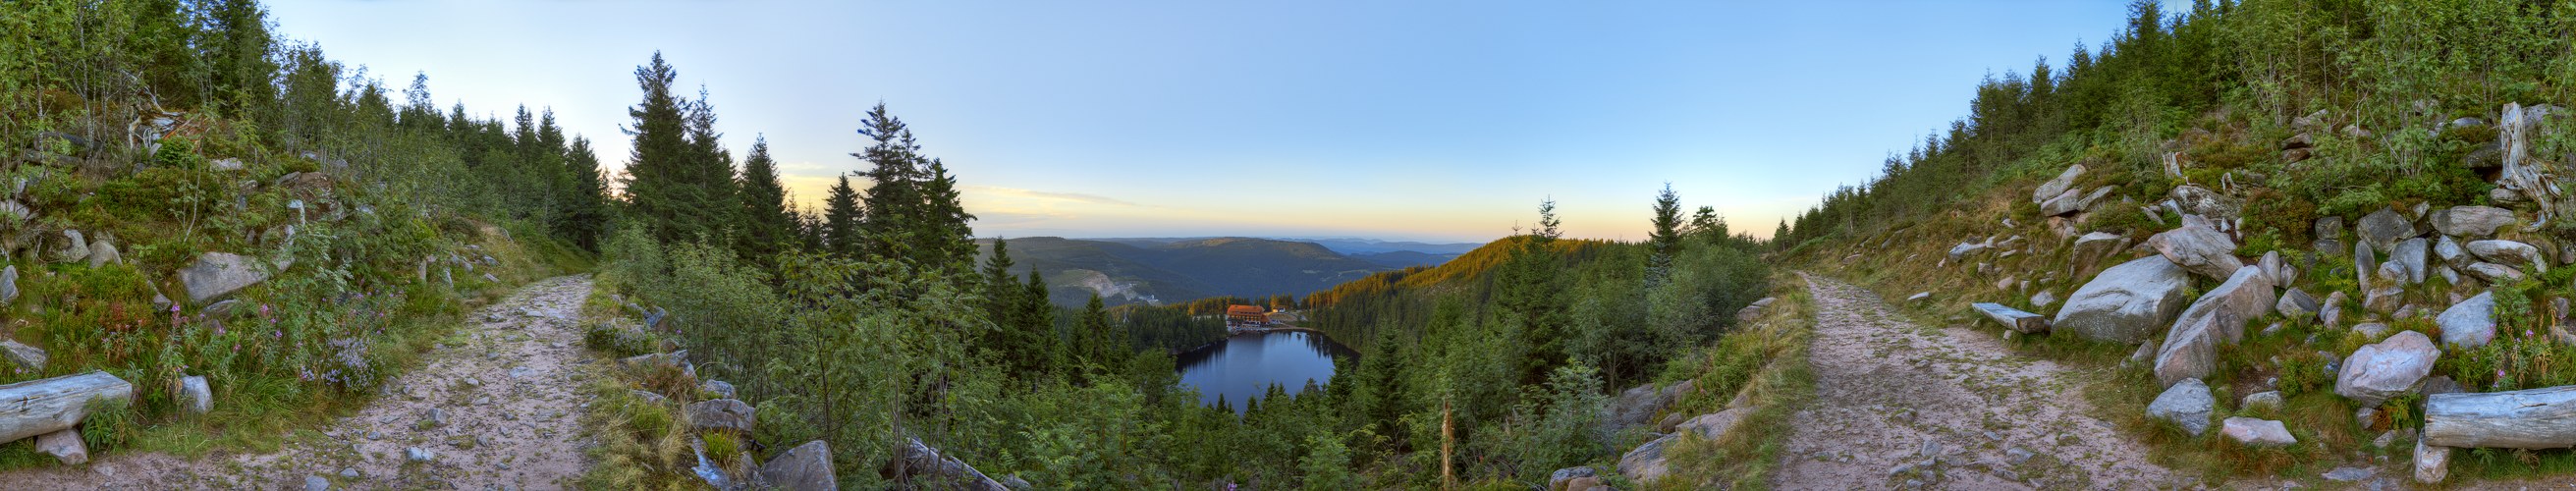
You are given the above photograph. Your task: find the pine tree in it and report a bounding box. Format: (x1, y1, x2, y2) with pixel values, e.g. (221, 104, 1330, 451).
(563, 136, 613, 251)
(1023, 270, 1061, 373)
(853, 103, 924, 264)
(679, 85, 740, 246)
(619, 52, 696, 244)
(1501, 198, 1570, 383)
(1773, 220, 1791, 249)
(1079, 294, 1113, 369)
(1646, 184, 1683, 285)
(1686, 206, 1727, 246)
(822, 175, 864, 256)
(916, 158, 977, 271)
(737, 136, 794, 259)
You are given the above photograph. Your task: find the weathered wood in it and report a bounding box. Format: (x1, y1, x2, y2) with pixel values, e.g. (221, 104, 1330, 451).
(1972, 302, 2050, 334)
(0, 371, 137, 443)
(2425, 386, 2576, 449)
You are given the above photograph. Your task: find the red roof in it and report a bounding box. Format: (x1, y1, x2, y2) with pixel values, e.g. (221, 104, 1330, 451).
(1226, 305, 1266, 315)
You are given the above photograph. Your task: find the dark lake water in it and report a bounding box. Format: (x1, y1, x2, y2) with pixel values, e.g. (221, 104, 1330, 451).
(1176, 331, 1355, 413)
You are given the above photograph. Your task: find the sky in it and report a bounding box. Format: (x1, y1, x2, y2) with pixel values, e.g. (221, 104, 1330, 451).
(266, 1, 2137, 244)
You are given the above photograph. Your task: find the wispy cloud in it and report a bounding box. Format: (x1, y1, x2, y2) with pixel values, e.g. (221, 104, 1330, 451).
(963, 186, 1150, 207)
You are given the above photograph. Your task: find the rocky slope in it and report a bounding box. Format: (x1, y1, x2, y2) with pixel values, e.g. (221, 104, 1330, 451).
(1801, 103, 2576, 485)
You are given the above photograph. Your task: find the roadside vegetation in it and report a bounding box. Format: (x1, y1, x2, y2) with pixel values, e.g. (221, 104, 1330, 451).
(0, 0, 603, 469)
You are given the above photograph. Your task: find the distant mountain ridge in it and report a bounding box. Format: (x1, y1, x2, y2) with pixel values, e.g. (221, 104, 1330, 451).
(979, 236, 1459, 307)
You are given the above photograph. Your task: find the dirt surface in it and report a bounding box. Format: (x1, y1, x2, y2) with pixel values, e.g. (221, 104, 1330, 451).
(8, 275, 602, 490)
(1772, 273, 2186, 490)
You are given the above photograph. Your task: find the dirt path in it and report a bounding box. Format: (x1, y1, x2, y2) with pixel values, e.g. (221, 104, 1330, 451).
(1772, 273, 2185, 490)
(11, 275, 602, 490)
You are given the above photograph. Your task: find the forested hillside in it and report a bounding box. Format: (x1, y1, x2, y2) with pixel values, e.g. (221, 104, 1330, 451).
(977, 236, 1398, 307)
(1776, 0, 2576, 485)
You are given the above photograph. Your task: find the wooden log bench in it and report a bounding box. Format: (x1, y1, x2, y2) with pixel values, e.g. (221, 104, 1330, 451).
(1972, 302, 2050, 334)
(2425, 386, 2576, 449)
(0, 371, 137, 443)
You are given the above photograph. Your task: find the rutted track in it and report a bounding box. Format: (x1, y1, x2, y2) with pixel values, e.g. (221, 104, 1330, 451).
(7, 275, 602, 490)
(1771, 273, 2183, 490)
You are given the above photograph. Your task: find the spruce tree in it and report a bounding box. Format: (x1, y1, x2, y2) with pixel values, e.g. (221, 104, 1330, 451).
(1079, 294, 1112, 369)
(619, 52, 695, 244)
(563, 136, 612, 251)
(1646, 184, 1683, 285)
(852, 103, 922, 263)
(822, 175, 864, 256)
(916, 158, 977, 270)
(683, 86, 740, 245)
(737, 136, 794, 258)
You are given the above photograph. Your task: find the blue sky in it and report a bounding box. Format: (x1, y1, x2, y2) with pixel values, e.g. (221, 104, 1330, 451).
(267, 1, 2136, 243)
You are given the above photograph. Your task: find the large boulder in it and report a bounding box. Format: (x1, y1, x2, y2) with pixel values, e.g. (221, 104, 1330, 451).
(1947, 241, 1990, 262)
(2053, 255, 2194, 344)
(2358, 207, 2418, 252)
(2438, 293, 2497, 348)
(34, 428, 85, 464)
(1604, 381, 1691, 428)
(1618, 407, 1755, 484)
(2355, 240, 2379, 288)
(2034, 164, 2085, 203)
(2220, 417, 2298, 447)
(2275, 288, 2320, 321)
(2169, 185, 2244, 223)
(2039, 189, 2089, 217)
(2315, 216, 2347, 251)
(2149, 378, 2216, 436)
(2468, 240, 2547, 272)
(2436, 236, 2472, 269)
(180, 252, 272, 302)
(2433, 205, 2516, 237)
(2416, 439, 2452, 484)
(2464, 262, 2527, 284)
(2155, 266, 2277, 387)
(685, 399, 755, 434)
(1, 340, 44, 373)
(758, 441, 837, 491)
(2390, 238, 2430, 285)
(2257, 250, 2297, 286)
(2335, 331, 2439, 406)
(46, 229, 86, 264)
(2071, 232, 2124, 259)
(888, 438, 1009, 490)
(180, 375, 211, 414)
(2148, 217, 2246, 280)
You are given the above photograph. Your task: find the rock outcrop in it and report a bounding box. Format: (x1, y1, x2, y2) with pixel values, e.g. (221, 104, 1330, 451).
(2148, 217, 2247, 280)
(757, 441, 837, 491)
(2149, 378, 2215, 436)
(2335, 331, 2439, 407)
(2154, 266, 2276, 387)
(180, 251, 272, 302)
(2053, 255, 2193, 344)
(2438, 292, 2497, 349)
(2220, 417, 2297, 447)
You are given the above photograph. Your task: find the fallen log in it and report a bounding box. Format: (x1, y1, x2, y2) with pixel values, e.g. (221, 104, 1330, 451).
(0, 371, 137, 443)
(2424, 386, 2576, 449)
(1972, 302, 2050, 334)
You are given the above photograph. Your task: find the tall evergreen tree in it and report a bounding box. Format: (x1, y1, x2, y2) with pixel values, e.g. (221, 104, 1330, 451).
(563, 136, 613, 251)
(737, 136, 795, 259)
(1645, 184, 1683, 285)
(854, 103, 925, 263)
(916, 158, 977, 271)
(684, 85, 740, 244)
(619, 52, 696, 244)
(822, 174, 864, 256)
